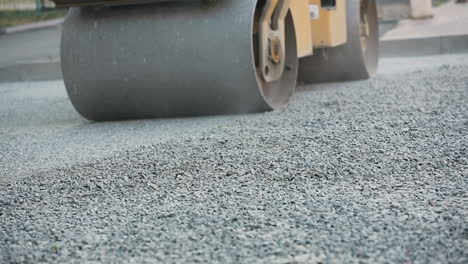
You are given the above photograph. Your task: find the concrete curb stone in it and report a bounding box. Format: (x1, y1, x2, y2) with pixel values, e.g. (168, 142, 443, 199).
(0, 18, 64, 36)
(380, 34, 468, 57)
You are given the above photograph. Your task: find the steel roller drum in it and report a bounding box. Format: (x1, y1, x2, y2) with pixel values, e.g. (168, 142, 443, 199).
(61, 0, 298, 120)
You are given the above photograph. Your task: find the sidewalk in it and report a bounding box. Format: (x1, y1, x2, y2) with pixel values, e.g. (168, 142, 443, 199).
(380, 0, 468, 57)
(382, 1, 468, 40)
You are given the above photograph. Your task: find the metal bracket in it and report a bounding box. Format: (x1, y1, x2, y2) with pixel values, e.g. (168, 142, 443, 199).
(259, 0, 291, 82)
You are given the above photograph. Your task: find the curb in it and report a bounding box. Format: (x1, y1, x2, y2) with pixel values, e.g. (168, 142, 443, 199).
(380, 34, 468, 57)
(0, 18, 64, 36)
(378, 20, 399, 37)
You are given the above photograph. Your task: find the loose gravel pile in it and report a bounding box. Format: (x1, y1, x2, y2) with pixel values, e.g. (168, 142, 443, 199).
(1, 56, 467, 263)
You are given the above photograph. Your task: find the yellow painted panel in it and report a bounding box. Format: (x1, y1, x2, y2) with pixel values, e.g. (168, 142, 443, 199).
(290, 0, 313, 58)
(309, 0, 347, 48)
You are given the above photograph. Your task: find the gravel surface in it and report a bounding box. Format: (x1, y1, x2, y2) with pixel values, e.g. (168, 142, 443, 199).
(1, 54, 467, 263)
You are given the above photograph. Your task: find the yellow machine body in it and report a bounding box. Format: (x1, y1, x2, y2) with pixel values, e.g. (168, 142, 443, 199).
(290, 0, 347, 57)
(309, 0, 348, 48)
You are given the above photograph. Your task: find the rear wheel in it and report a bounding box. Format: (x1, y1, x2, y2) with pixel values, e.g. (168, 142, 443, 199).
(298, 0, 379, 83)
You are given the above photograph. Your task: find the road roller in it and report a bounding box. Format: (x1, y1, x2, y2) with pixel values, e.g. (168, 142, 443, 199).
(52, 0, 379, 120)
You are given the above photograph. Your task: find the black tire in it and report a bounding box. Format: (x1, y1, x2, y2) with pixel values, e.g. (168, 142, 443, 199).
(298, 0, 379, 83)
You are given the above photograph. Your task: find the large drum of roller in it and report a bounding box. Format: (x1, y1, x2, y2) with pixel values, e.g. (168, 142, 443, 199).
(61, 0, 298, 120)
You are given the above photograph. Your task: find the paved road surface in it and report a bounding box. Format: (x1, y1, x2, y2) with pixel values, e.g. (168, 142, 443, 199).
(0, 26, 60, 69)
(1, 54, 467, 263)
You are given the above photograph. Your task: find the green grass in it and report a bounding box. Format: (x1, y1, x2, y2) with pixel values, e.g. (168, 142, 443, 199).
(0, 9, 67, 28)
(433, 0, 451, 7)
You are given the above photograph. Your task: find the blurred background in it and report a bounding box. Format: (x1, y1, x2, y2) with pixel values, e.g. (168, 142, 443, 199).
(0, 0, 467, 82)
(0, 0, 63, 28)
(0, 0, 455, 28)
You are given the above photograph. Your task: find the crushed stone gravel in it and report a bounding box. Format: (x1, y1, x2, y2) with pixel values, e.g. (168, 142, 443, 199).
(1, 54, 467, 263)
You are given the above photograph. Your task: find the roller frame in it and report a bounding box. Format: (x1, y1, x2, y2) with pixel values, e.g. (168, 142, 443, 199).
(258, 0, 290, 82)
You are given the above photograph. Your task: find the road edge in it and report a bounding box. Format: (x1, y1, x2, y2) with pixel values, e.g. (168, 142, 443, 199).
(380, 34, 468, 57)
(0, 18, 64, 36)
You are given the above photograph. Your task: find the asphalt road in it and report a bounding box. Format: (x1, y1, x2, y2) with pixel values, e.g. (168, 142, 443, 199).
(0, 27, 60, 69)
(1, 54, 467, 263)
